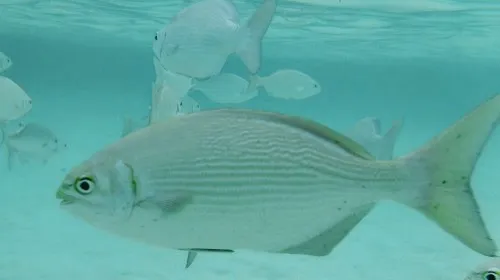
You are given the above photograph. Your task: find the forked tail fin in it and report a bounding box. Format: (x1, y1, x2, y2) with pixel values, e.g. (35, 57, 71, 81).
(237, 0, 276, 75)
(403, 93, 500, 256)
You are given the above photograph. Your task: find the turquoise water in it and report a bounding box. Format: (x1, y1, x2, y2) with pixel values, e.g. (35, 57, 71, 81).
(1, 0, 500, 279)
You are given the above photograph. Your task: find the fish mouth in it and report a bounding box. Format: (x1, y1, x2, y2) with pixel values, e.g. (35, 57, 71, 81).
(56, 189, 75, 205)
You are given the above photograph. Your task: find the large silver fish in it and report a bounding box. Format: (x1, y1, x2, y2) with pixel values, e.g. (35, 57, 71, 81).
(56, 93, 500, 269)
(152, 0, 276, 79)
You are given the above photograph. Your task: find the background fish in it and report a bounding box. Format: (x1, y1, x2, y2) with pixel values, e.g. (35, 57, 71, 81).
(192, 73, 259, 104)
(0, 76, 32, 122)
(4, 122, 66, 169)
(344, 117, 403, 160)
(57, 93, 500, 270)
(247, 69, 321, 100)
(464, 258, 500, 280)
(152, 0, 276, 79)
(0, 51, 13, 73)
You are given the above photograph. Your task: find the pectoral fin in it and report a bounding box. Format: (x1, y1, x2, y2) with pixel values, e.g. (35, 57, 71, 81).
(137, 191, 193, 215)
(280, 204, 374, 256)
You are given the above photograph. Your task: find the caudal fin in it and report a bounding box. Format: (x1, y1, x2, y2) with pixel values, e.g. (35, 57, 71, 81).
(404, 93, 500, 256)
(237, 0, 276, 75)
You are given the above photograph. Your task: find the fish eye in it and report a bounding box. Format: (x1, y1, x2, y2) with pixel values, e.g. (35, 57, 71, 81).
(75, 177, 95, 195)
(154, 33, 158, 40)
(313, 84, 318, 88)
(483, 272, 499, 280)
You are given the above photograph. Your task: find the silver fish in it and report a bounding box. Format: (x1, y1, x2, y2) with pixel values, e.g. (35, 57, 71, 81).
(248, 69, 321, 100)
(192, 73, 259, 104)
(5, 122, 65, 169)
(344, 117, 403, 160)
(152, 0, 276, 79)
(56, 93, 500, 270)
(0, 76, 32, 122)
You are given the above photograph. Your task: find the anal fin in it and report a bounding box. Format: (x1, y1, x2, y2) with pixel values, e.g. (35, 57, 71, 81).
(280, 204, 374, 256)
(180, 248, 234, 269)
(185, 251, 197, 269)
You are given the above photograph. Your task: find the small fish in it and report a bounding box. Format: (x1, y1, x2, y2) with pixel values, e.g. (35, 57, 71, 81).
(0, 52, 13, 73)
(57, 93, 500, 270)
(344, 117, 403, 160)
(152, 0, 276, 79)
(464, 258, 500, 280)
(192, 73, 258, 104)
(4, 122, 65, 169)
(248, 69, 321, 100)
(0, 76, 32, 122)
